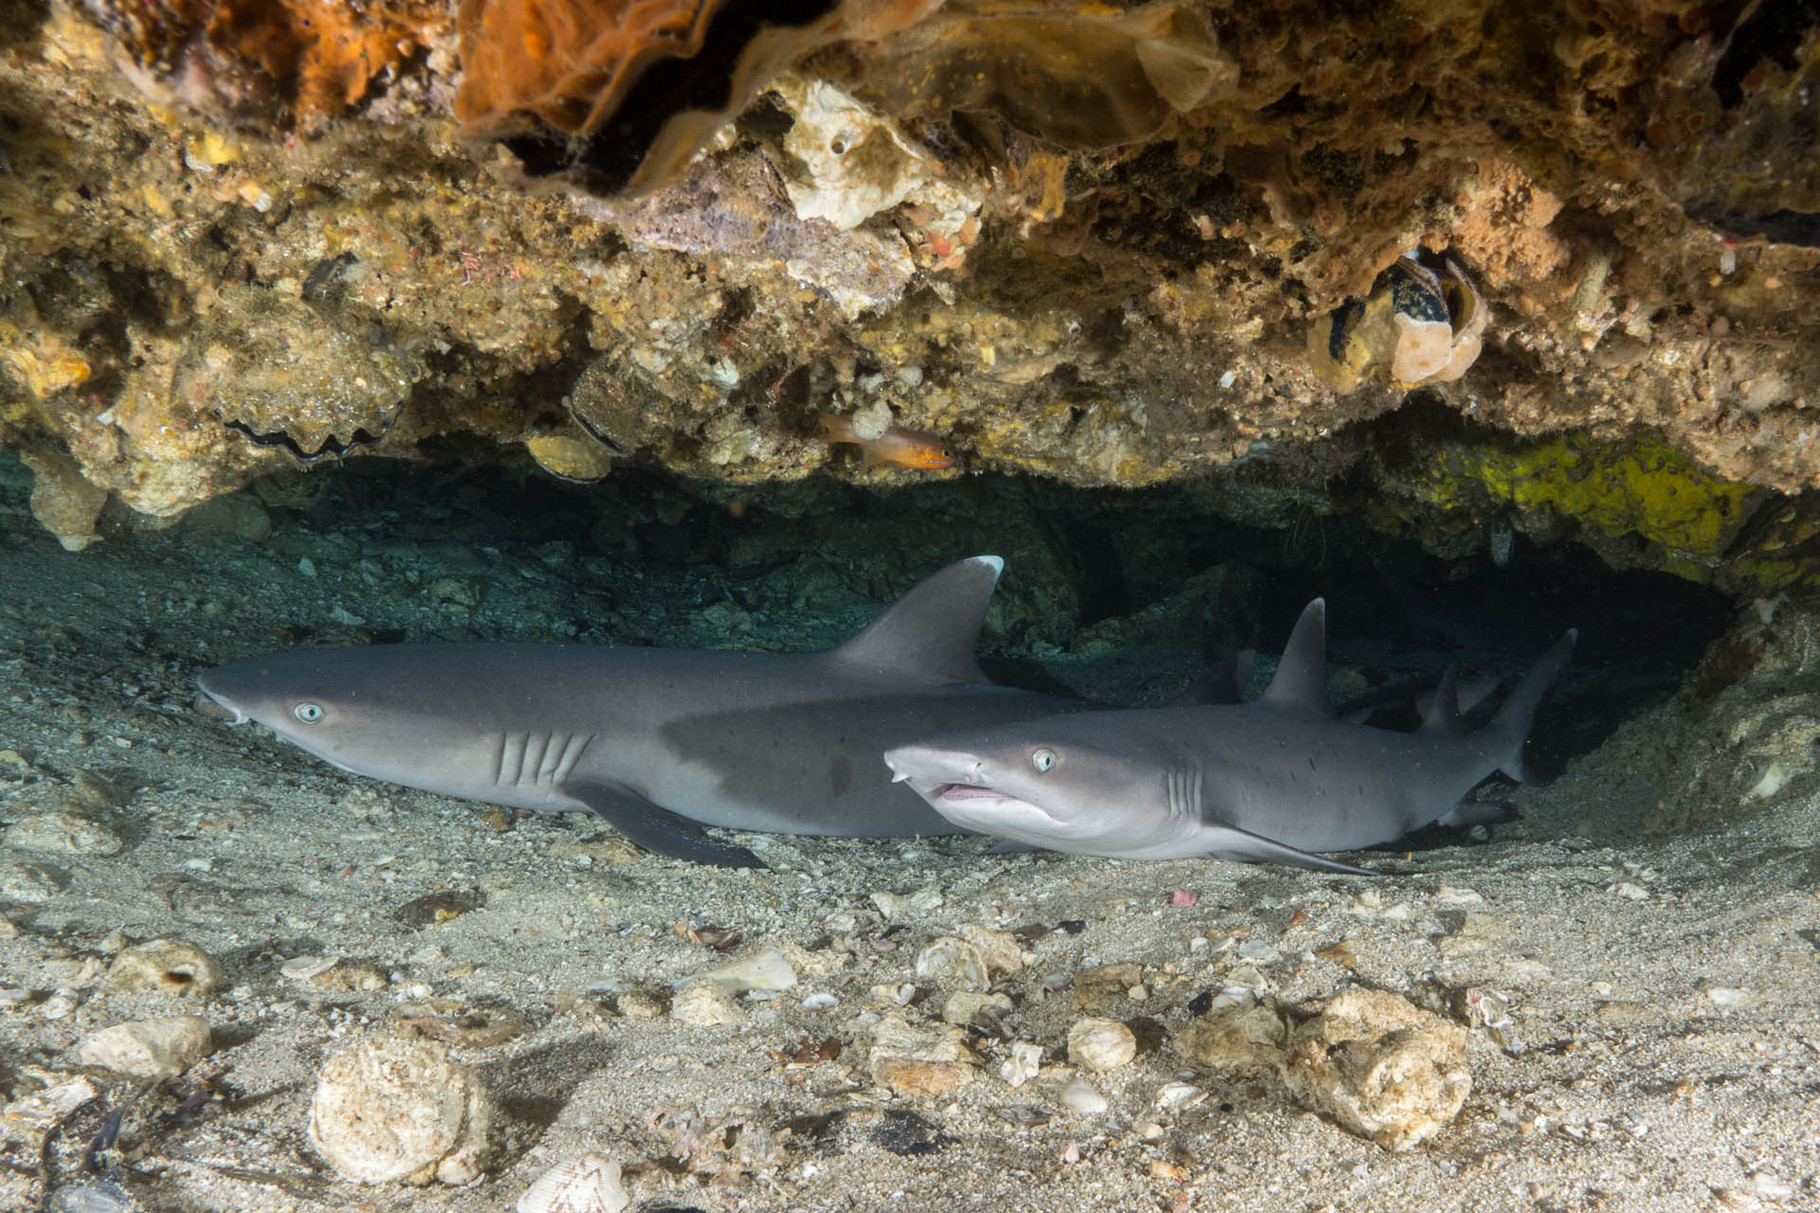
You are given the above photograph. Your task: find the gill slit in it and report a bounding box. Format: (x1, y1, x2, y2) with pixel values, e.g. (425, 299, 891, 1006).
(494, 732, 596, 792)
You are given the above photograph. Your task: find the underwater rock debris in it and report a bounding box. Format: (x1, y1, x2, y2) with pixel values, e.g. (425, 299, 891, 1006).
(453, 0, 1227, 194)
(1308, 253, 1487, 393)
(78, 0, 450, 123)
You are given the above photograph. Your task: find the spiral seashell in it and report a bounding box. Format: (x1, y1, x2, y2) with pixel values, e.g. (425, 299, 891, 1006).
(515, 1153, 628, 1213)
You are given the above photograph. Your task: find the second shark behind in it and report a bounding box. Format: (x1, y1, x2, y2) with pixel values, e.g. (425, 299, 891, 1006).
(884, 599, 1576, 874)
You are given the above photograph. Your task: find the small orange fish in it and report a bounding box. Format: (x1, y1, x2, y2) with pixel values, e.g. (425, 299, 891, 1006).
(819, 412, 955, 470)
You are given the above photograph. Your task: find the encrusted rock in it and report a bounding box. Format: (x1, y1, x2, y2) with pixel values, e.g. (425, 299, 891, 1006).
(106, 940, 222, 998)
(1280, 989, 1470, 1152)
(75, 1015, 212, 1080)
(21, 448, 107, 552)
(913, 937, 989, 990)
(958, 924, 1025, 974)
(1066, 1017, 1137, 1072)
(308, 1034, 490, 1185)
(1173, 1000, 1288, 1077)
(868, 1011, 978, 1098)
(4, 812, 123, 856)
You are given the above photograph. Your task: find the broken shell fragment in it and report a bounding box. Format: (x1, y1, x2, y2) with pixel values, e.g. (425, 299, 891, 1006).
(516, 1153, 629, 1213)
(1309, 252, 1487, 393)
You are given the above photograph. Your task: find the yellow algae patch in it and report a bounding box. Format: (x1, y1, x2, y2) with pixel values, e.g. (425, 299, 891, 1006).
(1415, 433, 1758, 567)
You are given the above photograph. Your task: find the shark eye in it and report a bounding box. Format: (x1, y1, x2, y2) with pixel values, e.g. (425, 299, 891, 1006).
(293, 702, 325, 725)
(1031, 747, 1057, 773)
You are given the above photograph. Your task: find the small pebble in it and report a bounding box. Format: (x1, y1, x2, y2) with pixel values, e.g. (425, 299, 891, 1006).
(76, 1015, 212, 1080)
(1067, 1017, 1137, 1071)
(279, 956, 339, 982)
(1154, 1081, 1207, 1110)
(1059, 1075, 1108, 1116)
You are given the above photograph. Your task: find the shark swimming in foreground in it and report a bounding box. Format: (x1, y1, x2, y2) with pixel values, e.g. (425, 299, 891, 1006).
(883, 599, 1577, 875)
(198, 556, 1093, 868)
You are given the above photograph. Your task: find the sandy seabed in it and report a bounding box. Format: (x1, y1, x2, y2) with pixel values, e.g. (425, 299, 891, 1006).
(1, 465, 1816, 1213)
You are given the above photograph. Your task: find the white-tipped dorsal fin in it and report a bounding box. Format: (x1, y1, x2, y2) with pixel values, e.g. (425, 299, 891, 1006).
(1262, 598, 1333, 716)
(1419, 666, 1464, 735)
(828, 555, 1002, 684)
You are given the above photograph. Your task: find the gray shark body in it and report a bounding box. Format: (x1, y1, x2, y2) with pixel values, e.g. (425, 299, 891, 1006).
(199, 556, 1088, 868)
(883, 600, 1576, 874)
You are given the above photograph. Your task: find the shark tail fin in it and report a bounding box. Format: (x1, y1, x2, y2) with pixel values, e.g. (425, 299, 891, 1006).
(1481, 630, 1578, 783)
(828, 555, 1002, 684)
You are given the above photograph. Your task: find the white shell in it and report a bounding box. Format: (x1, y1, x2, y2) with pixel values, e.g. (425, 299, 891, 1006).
(516, 1154, 628, 1213)
(1059, 1075, 1108, 1116)
(801, 992, 839, 1013)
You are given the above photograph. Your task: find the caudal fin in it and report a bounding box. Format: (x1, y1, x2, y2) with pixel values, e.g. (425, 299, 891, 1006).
(1482, 630, 1577, 782)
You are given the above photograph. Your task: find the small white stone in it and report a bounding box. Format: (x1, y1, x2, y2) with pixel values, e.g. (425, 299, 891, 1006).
(1059, 1075, 1108, 1116)
(1154, 1082, 1207, 1110)
(76, 1015, 212, 1080)
(801, 992, 839, 1013)
(516, 1153, 629, 1213)
(1067, 1017, 1137, 1071)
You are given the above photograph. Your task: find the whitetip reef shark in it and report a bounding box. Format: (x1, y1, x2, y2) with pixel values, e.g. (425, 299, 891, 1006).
(883, 599, 1577, 875)
(198, 556, 1101, 868)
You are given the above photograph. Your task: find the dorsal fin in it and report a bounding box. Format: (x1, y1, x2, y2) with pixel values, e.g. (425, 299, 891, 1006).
(827, 555, 1000, 684)
(1172, 649, 1255, 706)
(1262, 598, 1332, 716)
(1419, 666, 1464, 735)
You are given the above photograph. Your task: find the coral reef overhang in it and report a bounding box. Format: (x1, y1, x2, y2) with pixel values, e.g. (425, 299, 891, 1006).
(0, 0, 1816, 587)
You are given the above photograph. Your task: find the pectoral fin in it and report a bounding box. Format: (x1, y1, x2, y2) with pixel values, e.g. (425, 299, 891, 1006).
(556, 780, 765, 869)
(1200, 825, 1378, 876)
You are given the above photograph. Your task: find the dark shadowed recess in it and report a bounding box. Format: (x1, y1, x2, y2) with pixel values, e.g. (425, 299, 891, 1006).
(236, 440, 1735, 778)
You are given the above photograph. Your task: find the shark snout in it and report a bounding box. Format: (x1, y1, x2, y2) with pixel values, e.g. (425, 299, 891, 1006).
(195, 671, 249, 724)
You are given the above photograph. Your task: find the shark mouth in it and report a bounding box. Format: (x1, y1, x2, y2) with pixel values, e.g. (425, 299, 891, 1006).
(932, 782, 1010, 801)
(930, 783, 1061, 824)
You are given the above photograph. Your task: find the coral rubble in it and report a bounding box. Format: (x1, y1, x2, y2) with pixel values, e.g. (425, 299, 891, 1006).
(0, 0, 1813, 582)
